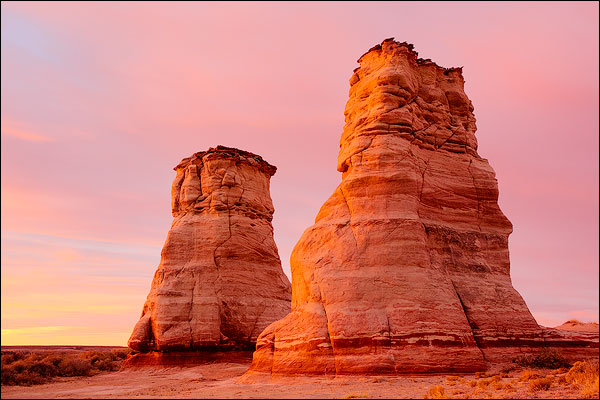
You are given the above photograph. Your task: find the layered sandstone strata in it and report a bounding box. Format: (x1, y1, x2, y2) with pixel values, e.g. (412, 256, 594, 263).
(246, 39, 597, 376)
(128, 146, 291, 353)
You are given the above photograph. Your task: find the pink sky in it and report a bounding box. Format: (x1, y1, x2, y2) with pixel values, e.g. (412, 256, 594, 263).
(1, 1, 598, 345)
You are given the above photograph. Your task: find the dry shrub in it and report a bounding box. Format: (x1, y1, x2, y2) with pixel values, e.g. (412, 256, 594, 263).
(57, 357, 93, 377)
(514, 348, 571, 369)
(476, 379, 490, 389)
(582, 376, 599, 398)
(566, 360, 598, 385)
(446, 375, 459, 382)
(459, 377, 466, 384)
(467, 380, 477, 387)
(471, 387, 489, 398)
(1, 348, 131, 386)
(474, 371, 487, 379)
(343, 393, 368, 399)
(425, 385, 447, 399)
(1, 353, 58, 386)
(1, 351, 28, 366)
(533, 349, 571, 369)
(518, 369, 540, 382)
(110, 348, 131, 359)
(491, 381, 503, 390)
(504, 383, 514, 391)
(565, 360, 599, 398)
(81, 349, 130, 372)
(529, 376, 553, 391)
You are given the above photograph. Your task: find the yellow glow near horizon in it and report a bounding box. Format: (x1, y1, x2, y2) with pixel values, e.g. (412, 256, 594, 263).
(1, 326, 132, 346)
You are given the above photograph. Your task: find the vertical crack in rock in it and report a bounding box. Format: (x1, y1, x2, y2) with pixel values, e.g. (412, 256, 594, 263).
(453, 287, 487, 362)
(247, 302, 267, 343)
(444, 237, 487, 362)
(385, 314, 398, 374)
(318, 283, 337, 375)
(127, 146, 291, 357)
(417, 154, 433, 202)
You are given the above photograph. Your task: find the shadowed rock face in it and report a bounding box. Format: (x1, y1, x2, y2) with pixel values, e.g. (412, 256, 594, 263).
(246, 39, 597, 377)
(128, 146, 291, 353)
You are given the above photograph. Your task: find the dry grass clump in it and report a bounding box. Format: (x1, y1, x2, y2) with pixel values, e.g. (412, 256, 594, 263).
(467, 380, 477, 387)
(565, 360, 599, 398)
(490, 380, 503, 390)
(583, 376, 600, 398)
(474, 371, 488, 379)
(343, 393, 368, 399)
(518, 369, 540, 382)
(445, 375, 459, 382)
(1, 349, 131, 386)
(471, 386, 489, 398)
(566, 360, 598, 384)
(424, 385, 448, 399)
(476, 379, 490, 389)
(529, 376, 553, 391)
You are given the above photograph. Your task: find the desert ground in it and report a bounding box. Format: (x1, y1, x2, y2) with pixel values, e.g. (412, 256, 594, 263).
(2, 346, 598, 399)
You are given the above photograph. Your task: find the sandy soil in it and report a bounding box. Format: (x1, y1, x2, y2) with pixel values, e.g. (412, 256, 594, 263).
(2, 355, 595, 399)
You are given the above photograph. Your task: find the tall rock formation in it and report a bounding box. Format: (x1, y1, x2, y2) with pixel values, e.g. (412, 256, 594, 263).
(128, 146, 291, 354)
(246, 39, 597, 376)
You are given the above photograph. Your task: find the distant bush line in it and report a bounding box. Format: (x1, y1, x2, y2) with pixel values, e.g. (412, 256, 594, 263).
(513, 348, 572, 369)
(1, 348, 131, 386)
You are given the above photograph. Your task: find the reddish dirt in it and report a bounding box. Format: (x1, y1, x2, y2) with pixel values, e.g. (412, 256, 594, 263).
(2, 352, 597, 399)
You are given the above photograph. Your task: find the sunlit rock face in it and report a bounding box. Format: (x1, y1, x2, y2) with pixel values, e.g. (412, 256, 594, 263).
(245, 38, 577, 376)
(128, 146, 291, 353)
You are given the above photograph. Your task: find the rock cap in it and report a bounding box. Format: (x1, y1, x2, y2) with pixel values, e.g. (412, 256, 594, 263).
(174, 145, 277, 176)
(355, 37, 464, 77)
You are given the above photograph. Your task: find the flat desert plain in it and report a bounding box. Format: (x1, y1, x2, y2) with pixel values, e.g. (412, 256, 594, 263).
(2, 347, 598, 399)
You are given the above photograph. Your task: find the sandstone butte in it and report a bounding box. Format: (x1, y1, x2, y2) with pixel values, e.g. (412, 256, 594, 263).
(126, 146, 291, 365)
(245, 38, 599, 377)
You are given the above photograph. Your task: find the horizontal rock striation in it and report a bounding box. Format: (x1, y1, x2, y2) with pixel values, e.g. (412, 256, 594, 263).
(245, 39, 598, 377)
(128, 146, 291, 355)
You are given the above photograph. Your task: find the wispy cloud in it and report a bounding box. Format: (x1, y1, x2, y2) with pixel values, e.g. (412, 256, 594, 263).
(1, 119, 53, 142)
(1, 326, 72, 335)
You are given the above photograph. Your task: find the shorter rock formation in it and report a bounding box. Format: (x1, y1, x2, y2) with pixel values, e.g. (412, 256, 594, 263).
(127, 146, 291, 356)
